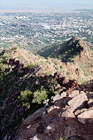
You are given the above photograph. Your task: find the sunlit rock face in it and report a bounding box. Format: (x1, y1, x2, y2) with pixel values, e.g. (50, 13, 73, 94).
(16, 81, 93, 140)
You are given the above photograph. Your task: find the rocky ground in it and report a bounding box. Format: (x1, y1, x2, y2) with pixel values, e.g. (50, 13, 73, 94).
(0, 38, 93, 140)
(15, 80, 93, 140)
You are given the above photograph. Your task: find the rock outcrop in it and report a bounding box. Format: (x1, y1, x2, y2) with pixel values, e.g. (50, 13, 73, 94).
(16, 82, 93, 140)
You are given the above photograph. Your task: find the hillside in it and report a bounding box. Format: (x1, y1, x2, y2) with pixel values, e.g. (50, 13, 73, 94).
(38, 37, 92, 62)
(0, 38, 93, 140)
(38, 37, 93, 83)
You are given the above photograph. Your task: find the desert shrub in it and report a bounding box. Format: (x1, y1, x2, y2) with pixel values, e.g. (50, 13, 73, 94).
(66, 71, 71, 76)
(17, 55, 24, 60)
(20, 90, 33, 109)
(47, 78, 61, 98)
(19, 78, 61, 110)
(20, 87, 48, 108)
(45, 71, 52, 75)
(27, 63, 35, 69)
(0, 63, 6, 80)
(40, 60, 44, 64)
(78, 78, 88, 84)
(0, 73, 3, 81)
(32, 86, 47, 104)
(0, 63, 5, 71)
(49, 79, 58, 92)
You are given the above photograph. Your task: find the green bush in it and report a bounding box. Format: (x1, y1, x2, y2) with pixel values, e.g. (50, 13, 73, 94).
(45, 71, 52, 75)
(32, 86, 47, 104)
(17, 55, 24, 60)
(27, 63, 35, 69)
(20, 90, 33, 109)
(49, 79, 58, 92)
(20, 87, 48, 108)
(78, 78, 88, 84)
(66, 71, 71, 77)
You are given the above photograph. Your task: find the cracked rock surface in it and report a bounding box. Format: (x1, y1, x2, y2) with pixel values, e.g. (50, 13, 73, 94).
(16, 82, 93, 140)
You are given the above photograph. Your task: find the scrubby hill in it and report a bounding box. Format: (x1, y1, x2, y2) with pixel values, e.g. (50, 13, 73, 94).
(38, 37, 93, 83)
(0, 38, 93, 140)
(38, 37, 92, 61)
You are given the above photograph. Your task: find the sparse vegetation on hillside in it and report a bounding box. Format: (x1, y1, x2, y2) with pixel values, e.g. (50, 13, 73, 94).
(38, 37, 85, 62)
(0, 37, 93, 140)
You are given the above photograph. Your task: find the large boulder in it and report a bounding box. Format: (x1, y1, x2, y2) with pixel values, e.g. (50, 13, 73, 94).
(68, 92, 88, 110)
(16, 89, 93, 140)
(77, 107, 93, 124)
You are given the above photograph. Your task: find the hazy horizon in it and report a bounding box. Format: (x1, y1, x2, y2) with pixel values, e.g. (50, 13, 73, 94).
(0, 0, 93, 12)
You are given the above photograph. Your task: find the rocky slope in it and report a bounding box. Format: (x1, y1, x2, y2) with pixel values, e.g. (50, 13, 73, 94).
(0, 38, 93, 84)
(16, 80, 93, 140)
(0, 37, 93, 140)
(38, 37, 92, 61)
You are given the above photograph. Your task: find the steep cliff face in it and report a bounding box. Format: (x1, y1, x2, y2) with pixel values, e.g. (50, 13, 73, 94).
(16, 80, 93, 140)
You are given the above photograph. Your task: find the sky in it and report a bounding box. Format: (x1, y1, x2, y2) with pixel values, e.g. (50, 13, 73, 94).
(0, 0, 93, 11)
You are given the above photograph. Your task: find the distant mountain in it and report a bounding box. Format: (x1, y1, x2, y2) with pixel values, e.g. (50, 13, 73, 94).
(38, 37, 90, 62)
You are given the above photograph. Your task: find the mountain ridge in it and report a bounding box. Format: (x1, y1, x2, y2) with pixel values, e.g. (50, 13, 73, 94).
(0, 37, 93, 140)
(38, 37, 91, 62)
